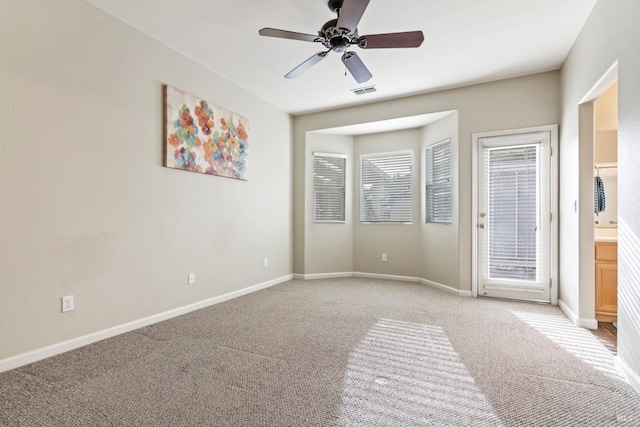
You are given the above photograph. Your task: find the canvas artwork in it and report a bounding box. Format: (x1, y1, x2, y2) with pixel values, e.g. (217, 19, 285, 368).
(165, 85, 249, 180)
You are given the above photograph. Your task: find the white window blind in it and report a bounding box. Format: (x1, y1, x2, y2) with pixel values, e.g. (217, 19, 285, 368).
(313, 153, 346, 222)
(360, 152, 413, 223)
(484, 143, 546, 282)
(426, 139, 452, 223)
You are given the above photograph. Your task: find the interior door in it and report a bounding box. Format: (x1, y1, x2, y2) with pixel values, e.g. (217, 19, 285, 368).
(476, 131, 552, 302)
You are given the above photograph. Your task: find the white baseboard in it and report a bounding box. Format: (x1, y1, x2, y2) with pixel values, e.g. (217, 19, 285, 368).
(295, 272, 353, 280)
(559, 299, 578, 325)
(296, 271, 472, 296)
(558, 299, 597, 330)
(352, 272, 420, 283)
(419, 278, 472, 297)
(616, 356, 640, 396)
(0, 274, 293, 374)
(579, 318, 598, 330)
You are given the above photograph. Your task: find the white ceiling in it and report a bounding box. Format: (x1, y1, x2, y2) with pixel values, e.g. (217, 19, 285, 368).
(84, 0, 597, 115)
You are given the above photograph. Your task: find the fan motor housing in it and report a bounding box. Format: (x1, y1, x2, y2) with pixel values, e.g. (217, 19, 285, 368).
(320, 18, 357, 52)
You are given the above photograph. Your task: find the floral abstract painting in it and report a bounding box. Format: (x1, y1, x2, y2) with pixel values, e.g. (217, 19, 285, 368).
(165, 85, 249, 180)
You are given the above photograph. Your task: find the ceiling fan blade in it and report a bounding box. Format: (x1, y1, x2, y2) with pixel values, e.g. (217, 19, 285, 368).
(259, 27, 325, 43)
(285, 51, 330, 79)
(358, 31, 425, 49)
(341, 51, 372, 83)
(336, 0, 370, 33)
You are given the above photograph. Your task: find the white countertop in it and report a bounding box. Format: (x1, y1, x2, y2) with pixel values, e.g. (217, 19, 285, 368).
(595, 228, 618, 242)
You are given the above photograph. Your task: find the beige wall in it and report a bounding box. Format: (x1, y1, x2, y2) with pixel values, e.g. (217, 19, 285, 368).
(353, 129, 422, 277)
(0, 0, 292, 361)
(421, 113, 459, 287)
(595, 81, 618, 131)
(561, 0, 640, 391)
(593, 81, 618, 163)
(294, 72, 560, 291)
(594, 82, 619, 164)
(305, 133, 354, 275)
(595, 131, 618, 164)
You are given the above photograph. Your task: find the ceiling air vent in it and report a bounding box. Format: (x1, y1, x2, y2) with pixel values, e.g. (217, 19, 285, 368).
(351, 86, 377, 96)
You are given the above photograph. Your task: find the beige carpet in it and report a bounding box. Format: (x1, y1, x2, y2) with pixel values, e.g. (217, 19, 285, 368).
(1, 278, 639, 426)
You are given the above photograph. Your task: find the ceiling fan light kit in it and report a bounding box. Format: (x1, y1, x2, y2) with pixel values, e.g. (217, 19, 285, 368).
(258, 0, 424, 84)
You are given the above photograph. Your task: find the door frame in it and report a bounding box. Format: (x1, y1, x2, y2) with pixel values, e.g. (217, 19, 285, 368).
(472, 125, 559, 304)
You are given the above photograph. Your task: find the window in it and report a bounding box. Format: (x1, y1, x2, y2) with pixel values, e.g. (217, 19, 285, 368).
(360, 151, 413, 223)
(313, 153, 346, 222)
(426, 139, 452, 223)
(485, 143, 540, 281)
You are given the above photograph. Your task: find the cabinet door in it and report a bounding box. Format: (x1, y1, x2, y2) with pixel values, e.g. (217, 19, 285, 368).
(595, 262, 618, 314)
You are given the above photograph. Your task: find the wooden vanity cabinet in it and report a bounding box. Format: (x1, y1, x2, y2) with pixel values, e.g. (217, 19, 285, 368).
(595, 242, 617, 322)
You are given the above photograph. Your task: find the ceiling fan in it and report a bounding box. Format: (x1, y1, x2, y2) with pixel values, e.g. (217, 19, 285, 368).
(258, 0, 424, 84)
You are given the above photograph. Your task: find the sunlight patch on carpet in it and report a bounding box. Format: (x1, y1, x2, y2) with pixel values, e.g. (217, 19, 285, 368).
(338, 318, 502, 426)
(512, 311, 621, 379)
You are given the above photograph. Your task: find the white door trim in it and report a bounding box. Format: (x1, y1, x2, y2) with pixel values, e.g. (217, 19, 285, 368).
(472, 125, 558, 305)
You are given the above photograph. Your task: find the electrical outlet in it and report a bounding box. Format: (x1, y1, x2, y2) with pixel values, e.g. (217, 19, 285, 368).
(188, 273, 195, 285)
(382, 253, 387, 262)
(263, 258, 269, 268)
(62, 295, 74, 312)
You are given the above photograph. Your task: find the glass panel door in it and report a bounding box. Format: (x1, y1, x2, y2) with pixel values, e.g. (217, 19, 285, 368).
(477, 132, 551, 302)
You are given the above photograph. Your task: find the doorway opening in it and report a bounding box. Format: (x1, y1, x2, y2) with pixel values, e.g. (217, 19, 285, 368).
(578, 61, 618, 354)
(593, 81, 619, 353)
